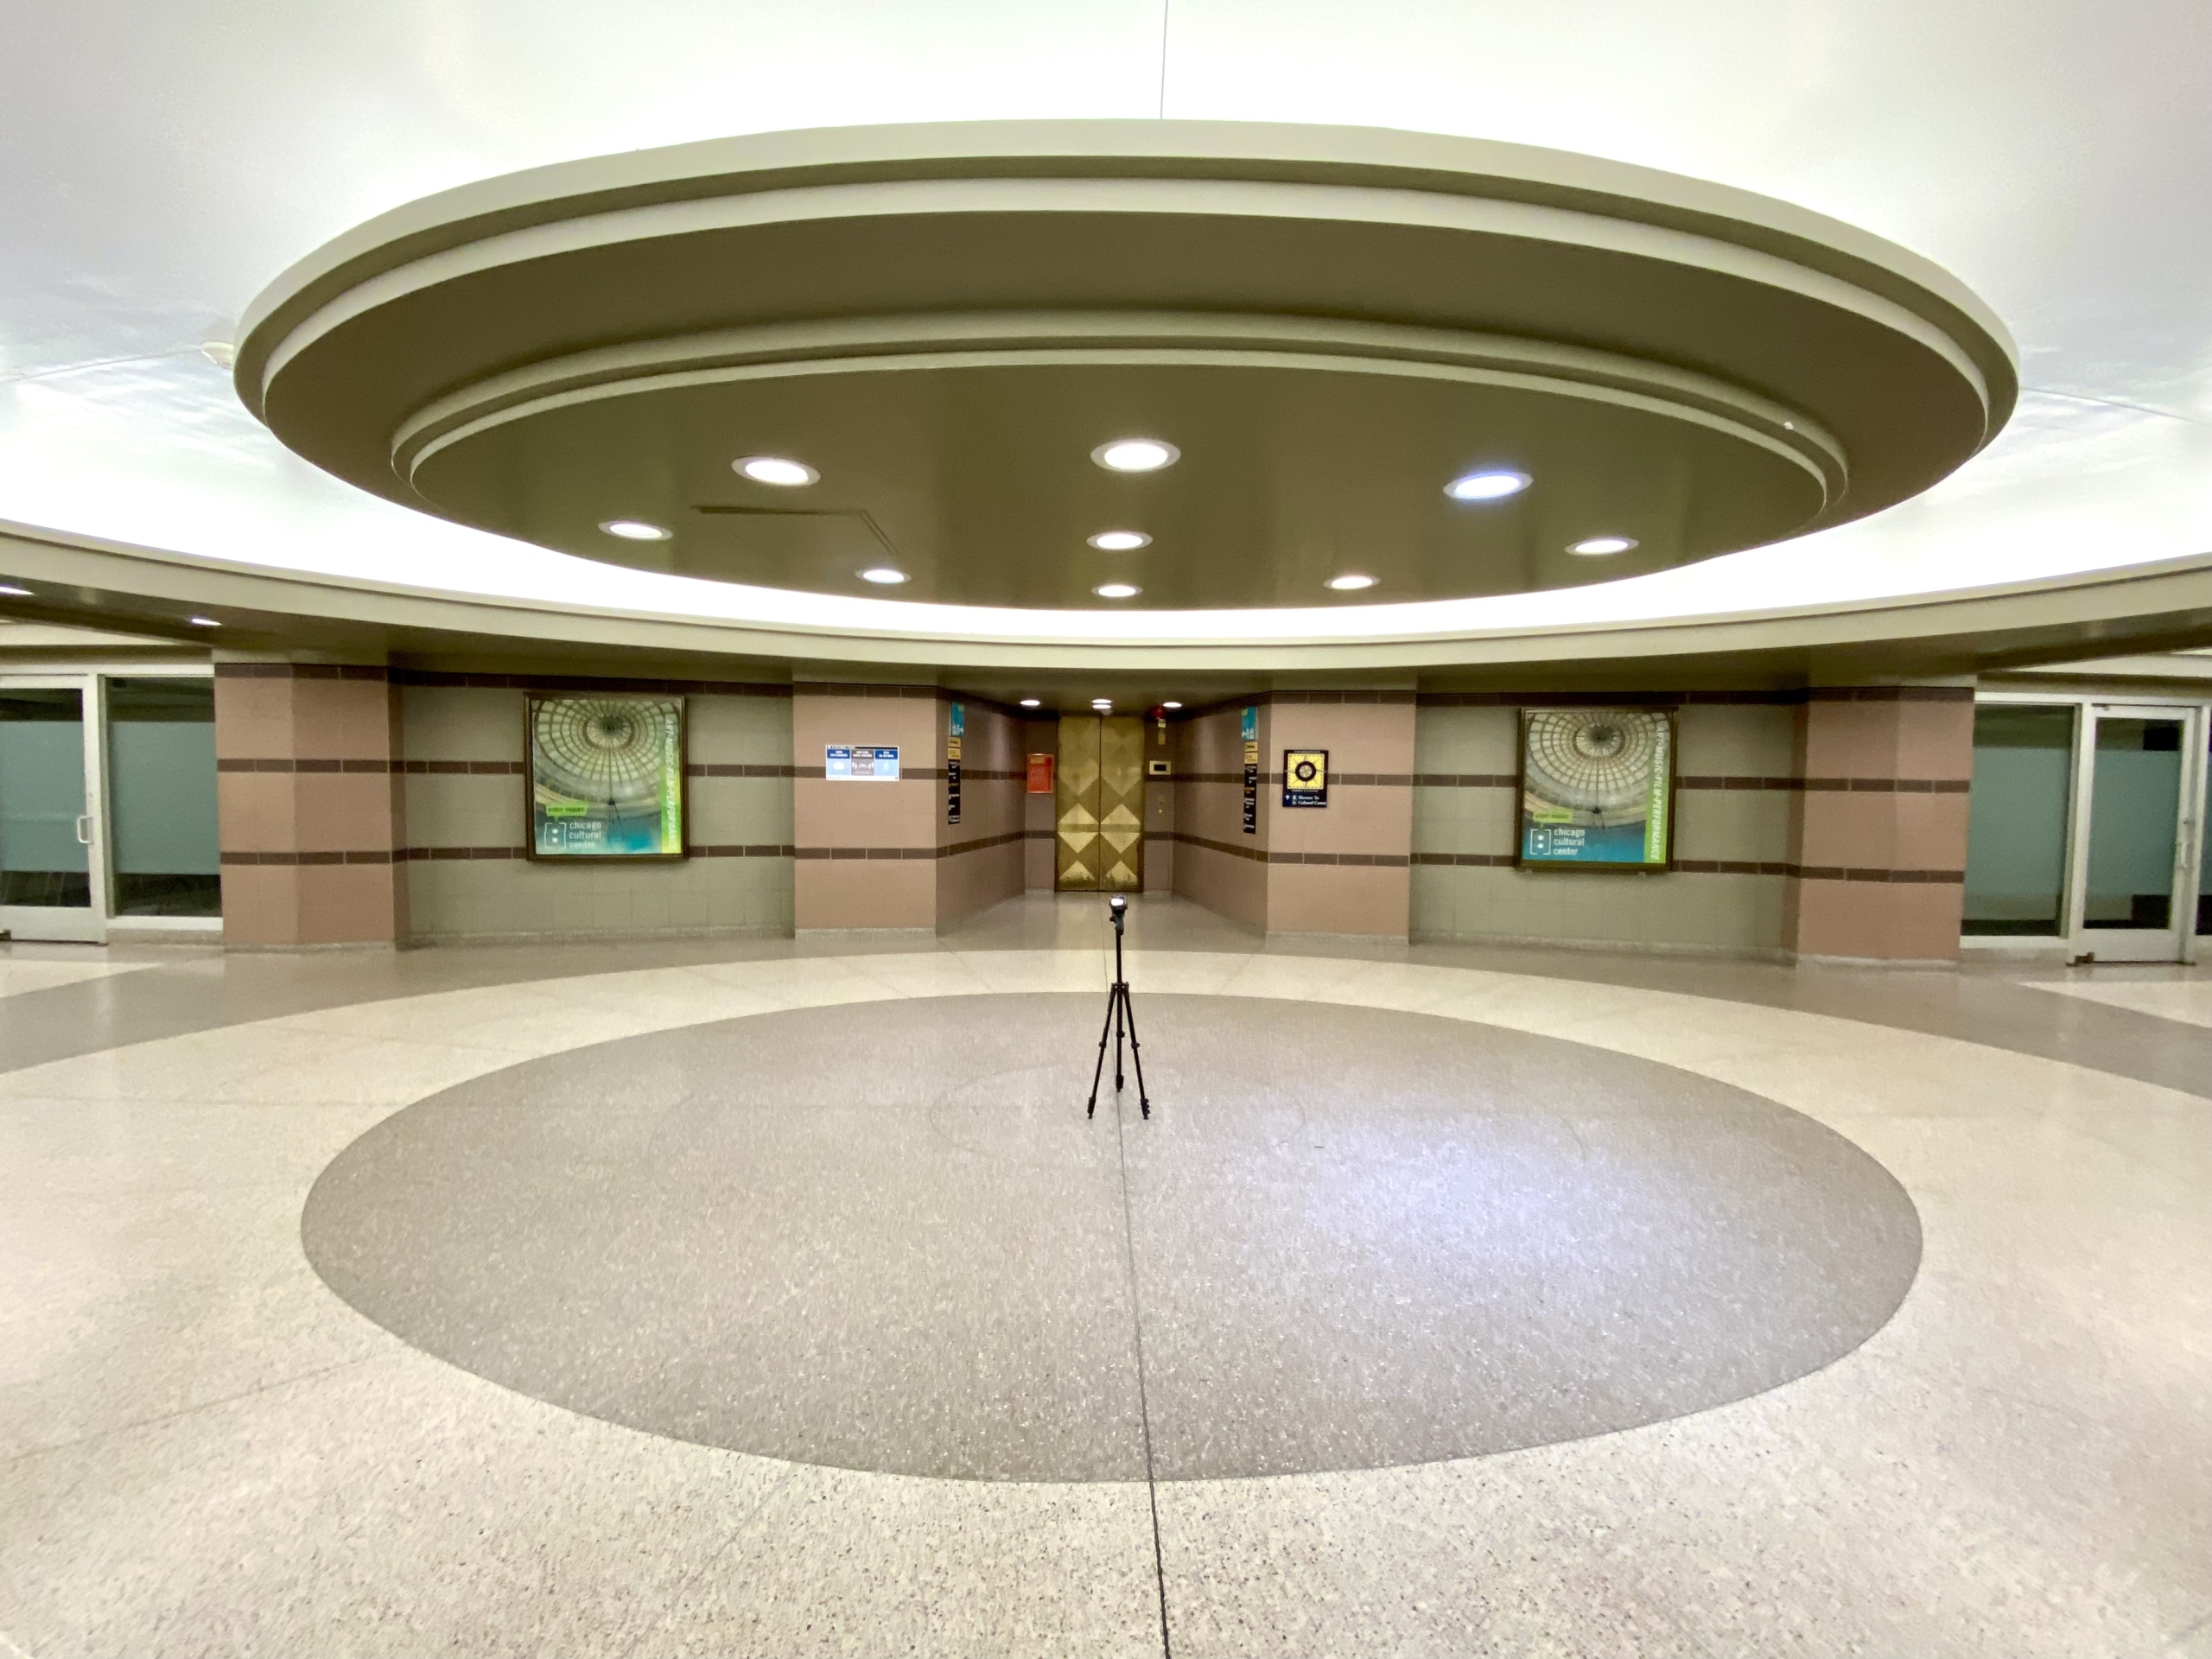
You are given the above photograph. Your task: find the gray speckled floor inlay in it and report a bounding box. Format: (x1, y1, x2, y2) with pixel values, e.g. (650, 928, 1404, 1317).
(302, 994, 1919, 1482)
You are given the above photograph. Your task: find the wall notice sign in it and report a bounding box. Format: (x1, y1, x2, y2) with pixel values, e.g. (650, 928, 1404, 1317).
(1516, 707, 1674, 869)
(1282, 748, 1329, 808)
(826, 745, 900, 781)
(945, 705, 963, 823)
(1242, 706, 1260, 833)
(1027, 753, 1055, 794)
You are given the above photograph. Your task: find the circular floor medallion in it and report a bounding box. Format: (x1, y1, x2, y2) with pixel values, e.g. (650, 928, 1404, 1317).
(302, 992, 1920, 1481)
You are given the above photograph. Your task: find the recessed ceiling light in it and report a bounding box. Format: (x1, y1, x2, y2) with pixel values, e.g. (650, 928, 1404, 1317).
(187, 616, 221, 627)
(1445, 469, 1531, 502)
(601, 518, 671, 541)
(0, 584, 29, 597)
(734, 455, 818, 486)
(1326, 574, 1377, 591)
(1092, 438, 1179, 474)
(1020, 698, 1041, 708)
(1161, 701, 1182, 709)
(1093, 582, 1141, 599)
(1568, 536, 1639, 556)
(1088, 530, 1152, 550)
(859, 567, 907, 584)
(1091, 699, 1113, 709)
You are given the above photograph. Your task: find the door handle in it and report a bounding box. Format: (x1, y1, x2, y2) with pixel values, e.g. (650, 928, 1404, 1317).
(74, 815, 92, 845)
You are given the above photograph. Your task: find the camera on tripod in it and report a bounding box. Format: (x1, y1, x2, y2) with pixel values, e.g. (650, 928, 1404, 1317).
(1088, 894, 1152, 1119)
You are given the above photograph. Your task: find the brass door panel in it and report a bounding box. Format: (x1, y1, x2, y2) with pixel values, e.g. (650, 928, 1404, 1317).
(1056, 716, 1143, 892)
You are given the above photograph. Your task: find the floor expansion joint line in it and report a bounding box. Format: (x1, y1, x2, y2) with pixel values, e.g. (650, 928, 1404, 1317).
(1113, 1084, 1174, 1659)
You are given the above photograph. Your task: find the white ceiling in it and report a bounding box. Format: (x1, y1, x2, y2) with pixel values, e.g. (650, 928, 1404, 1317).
(3, 0, 2209, 647)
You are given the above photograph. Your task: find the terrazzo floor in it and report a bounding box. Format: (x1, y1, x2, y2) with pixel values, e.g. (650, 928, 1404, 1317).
(3, 895, 2209, 1656)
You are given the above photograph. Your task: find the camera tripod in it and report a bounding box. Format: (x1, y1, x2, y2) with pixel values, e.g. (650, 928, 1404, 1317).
(1087, 894, 1152, 1119)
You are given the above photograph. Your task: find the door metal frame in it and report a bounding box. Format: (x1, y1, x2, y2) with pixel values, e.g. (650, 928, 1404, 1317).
(0, 663, 220, 945)
(2064, 701, 2202, 964)
(1970, 688, 2209, 964)
(0, 672, 109, 943)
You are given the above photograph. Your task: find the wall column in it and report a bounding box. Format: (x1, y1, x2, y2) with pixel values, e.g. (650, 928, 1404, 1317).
(1170, 691, 1416, 938)
(1783, 685, 1974, 963)
(213, 662, 405, 947)
(1263, 691, 1416, 938)
(791, 683, 940, 931)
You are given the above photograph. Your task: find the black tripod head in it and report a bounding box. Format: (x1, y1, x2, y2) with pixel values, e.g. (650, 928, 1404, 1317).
(1108, 893, 1128, 935)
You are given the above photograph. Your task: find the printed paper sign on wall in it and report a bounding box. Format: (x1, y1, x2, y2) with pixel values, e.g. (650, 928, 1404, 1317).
(1281, 748, 1329, 808)
(826, 745, 901, 780)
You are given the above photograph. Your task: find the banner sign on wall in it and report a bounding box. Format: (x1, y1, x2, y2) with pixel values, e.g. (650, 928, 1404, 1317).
(1516, 707, 1674, 869)
(1027, 753, 1055, 794)
(1281, 748, 1329, 808)
(826, 745, 900, 780)
(527, 695, 686, 860)
(1242, 705, 1260, 833)
(946, 704, 963, 825)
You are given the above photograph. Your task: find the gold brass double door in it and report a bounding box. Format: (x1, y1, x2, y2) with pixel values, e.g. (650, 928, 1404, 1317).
(1056, 715, 1144, 891)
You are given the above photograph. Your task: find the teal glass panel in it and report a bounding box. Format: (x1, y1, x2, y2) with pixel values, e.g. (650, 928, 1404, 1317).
(1962, 705, 2073, 936)
(106, 678, 221, 916)
(2083, 716, 2183, 930)
(0, 688, 91, 907)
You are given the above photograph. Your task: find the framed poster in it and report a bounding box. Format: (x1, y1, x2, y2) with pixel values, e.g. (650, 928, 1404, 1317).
(526, 695, 686, 860)
(1281, 748, 1329, 808)
(1516, 707, 1674, 870)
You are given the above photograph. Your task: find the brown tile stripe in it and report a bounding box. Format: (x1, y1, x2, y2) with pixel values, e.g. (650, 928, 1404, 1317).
(213, 664, 389, 681)
(1412, 685, 1974, 708)
(219, 850, 398, 865)
(939, 830, 1028, 858)
(791, 683, 938, 699)
(793, 766, 1027, 782)
(385, 845, 798, 861)
(1174, 771, 1415, 786)
(1412, 773, 1972, 791)
(791, 832, 1027, 860)
(220, 760, 837, 778)
(393, 671, 789, 696)
(1165, 831, 1408, 867)
(219, 757, 411, 772)
(1410, 851, 1964, 883)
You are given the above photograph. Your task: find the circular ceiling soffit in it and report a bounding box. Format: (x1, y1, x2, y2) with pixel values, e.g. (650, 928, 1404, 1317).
(238, 119, 2016, 613)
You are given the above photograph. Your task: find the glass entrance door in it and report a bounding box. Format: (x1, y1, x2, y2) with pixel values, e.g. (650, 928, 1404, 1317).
(0, 679, 106, 943)
(2069, 705, 2197, 963)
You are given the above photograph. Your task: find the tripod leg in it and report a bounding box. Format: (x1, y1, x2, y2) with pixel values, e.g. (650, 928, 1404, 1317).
(1120, 982, 1153, 1119)
(1112, 983, 1127, 1093)
(1087, 984, 1116, 1118)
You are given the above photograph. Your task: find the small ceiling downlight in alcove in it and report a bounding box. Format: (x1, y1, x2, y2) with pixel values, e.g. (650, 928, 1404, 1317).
(1088, 531, 1151, 550)
(600, 518, 671, 541)
(734, 455, 818, 486)
(859, 566, 907, 584)
(1570, 536, 1639, 555)
(1092, 439, 1179, 474)
(1446, 469, 1531, 503)
(1094, 582, 1140, 599)
(1326, 574, 1378, 591)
